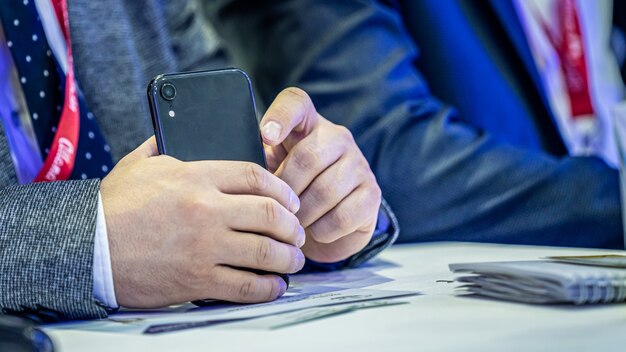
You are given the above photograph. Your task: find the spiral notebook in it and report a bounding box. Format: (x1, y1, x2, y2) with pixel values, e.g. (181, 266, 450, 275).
(449, 256, 626, 305)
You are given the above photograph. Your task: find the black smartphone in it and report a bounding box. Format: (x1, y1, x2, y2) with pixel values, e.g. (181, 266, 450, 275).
(147, 69, 289, 304)
(148, 68, 266, 165)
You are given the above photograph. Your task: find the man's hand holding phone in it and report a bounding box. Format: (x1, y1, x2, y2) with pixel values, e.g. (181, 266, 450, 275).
(101, 138, 305, 309)
(261, 88, 381, 264)
(100, 86, 380, 309)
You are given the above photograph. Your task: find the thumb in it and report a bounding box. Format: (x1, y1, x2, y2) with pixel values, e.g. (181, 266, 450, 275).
(116, 136, 159, 167)
(260, 87, 319, 148)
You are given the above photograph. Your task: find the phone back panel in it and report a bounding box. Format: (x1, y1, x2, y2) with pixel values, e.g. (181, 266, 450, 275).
(148, 69, 266, 166)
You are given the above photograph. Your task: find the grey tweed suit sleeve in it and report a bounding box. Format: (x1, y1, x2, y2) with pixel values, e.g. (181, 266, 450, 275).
(0, 124, 107, 321)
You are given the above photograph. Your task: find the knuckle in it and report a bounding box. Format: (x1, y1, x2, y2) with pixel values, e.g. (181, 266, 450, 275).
(184, 262, 210, 289)
(356, 154, 372, 172)
(255, 238, 275, 267)
(174, 163, 206, 189)
(292, 145, 320, 171)
(367, 182, 383, 204)
(310, 178, 334, 204)
(176, 160, 195, 176)
(245, 163, 269, 193)
(180, 193, 210, 219)
(374, 185, 382, 203)
(283, 87, 316, 115)
(273, 105, 296, 122)
(237, 278, 256, 300)
(335, 125, 355, 144)
(262, 199, 281, 225)
(307, 226, 329, 244)
(185, 193, 205, 209)
(331, 207, 353, 231)
(371, 179, 383, 202)
(283, 87, 311, 105)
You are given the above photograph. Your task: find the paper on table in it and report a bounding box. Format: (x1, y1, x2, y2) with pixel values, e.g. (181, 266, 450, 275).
(145, 300, 410, 334)
(450, 260, 626, 304)
(137, 288, 418, 335)
(219, 300, 410, 331)
(547, 255, 626, 268)
(46, 260, 421, 335)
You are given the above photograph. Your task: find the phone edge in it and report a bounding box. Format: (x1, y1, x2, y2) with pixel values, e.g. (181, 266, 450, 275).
(147, 75, 167, 155)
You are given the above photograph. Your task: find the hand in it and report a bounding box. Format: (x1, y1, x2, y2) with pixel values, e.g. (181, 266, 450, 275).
(260, 88, 381, 263)
(100, 137, 306, 308)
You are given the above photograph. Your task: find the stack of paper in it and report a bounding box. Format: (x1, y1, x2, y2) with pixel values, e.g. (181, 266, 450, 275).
(450, 258, 626, 305)
(48, 263, 421, 334)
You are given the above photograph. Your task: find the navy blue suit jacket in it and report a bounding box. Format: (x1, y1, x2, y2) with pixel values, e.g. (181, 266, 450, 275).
(205, 0, 626, 249)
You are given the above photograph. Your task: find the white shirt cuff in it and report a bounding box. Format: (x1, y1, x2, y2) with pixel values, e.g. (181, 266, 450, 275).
(93, 192, 119, 309)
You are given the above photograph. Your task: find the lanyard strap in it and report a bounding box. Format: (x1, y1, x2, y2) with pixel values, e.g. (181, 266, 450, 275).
(34, 0, 79, 182)
(537, 0, 595, 121)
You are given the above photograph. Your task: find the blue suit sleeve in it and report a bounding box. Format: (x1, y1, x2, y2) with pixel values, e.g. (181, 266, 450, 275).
(203, 0, 623, 249)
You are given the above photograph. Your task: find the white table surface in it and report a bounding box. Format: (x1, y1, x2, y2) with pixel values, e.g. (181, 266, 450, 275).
(46, 242, 626, 352)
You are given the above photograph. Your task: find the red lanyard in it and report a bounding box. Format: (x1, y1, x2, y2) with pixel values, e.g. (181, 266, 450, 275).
(536, 0, 595, 121)
(34, 0, 80, 182)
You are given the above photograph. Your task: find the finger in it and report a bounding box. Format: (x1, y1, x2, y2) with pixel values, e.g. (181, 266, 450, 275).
(217, 233, 305, 274)
(116, 136, 159, 167)
(223, 195, 305, 247)
(274, 124, 349, 195)
(195, 161, 300, 214)
(302, 229, 373, 263)
(297, 155, 367, 228)
(207, 265, 288, 303)
(307, 184, 381, 244)
(260, 87, 319, 147)
(264, 143, 288, 173)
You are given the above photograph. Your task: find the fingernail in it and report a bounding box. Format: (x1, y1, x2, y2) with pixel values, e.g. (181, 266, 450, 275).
(277, 277, 288, 297)
(297, 226, 306, 248)
(289, 192, 301, 213)
(262, 121, 282, 142)
(294, 250, 306, 271)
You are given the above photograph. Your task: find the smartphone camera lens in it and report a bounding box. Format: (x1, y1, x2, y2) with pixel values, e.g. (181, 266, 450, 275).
(161, 83, 177, 101)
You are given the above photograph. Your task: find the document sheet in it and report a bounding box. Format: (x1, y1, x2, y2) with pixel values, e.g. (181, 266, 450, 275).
(47, 260, 420, 334)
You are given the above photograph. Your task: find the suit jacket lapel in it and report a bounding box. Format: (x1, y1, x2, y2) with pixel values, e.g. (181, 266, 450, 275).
(67, 0, 176, 162)
(488, 0, 558, 127)
(0, 121, 18, 186)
